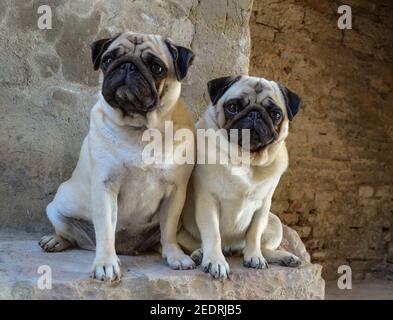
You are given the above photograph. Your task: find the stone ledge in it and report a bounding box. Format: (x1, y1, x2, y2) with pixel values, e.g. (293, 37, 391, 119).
(0, 232, 325, 300)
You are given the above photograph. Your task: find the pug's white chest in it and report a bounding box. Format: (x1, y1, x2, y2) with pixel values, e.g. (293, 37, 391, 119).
(92, 125, 181, 222)
(217, 165, 274, 200)
(117, 166, 170, 223)
(222, 179, 272, 215)
(213, 165, 276, 240)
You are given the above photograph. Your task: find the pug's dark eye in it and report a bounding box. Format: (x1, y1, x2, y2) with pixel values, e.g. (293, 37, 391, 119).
(102, 57, 113, 67)
(226, 103, 239, 114)
(151, 63, 164, 75)
(270, 111, 282, 122)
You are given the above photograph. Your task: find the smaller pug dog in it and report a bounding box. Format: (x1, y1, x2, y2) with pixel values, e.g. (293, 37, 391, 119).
(39, 32, 196, 281)
(178, 76, 303, 279)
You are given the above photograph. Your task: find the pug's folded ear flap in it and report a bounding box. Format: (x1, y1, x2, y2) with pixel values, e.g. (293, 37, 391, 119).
(165, 39, 195, 81)
(278, 83, 303, 121)
(91, 34, 120, 71)
(207, 76, 241, 105)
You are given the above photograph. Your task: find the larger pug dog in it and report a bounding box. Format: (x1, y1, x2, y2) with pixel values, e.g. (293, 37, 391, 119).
(39, 32, 196, 281)
(178, 76, 303, 279)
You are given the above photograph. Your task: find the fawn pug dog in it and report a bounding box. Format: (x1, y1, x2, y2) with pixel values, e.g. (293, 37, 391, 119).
(178, 76, 303, 279)
(39, 32, 196, 281)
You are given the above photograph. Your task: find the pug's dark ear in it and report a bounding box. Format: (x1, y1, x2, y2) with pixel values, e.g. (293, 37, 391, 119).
(165, 40, 194, 81)
(207, 76, 241, 105)
(91, 34, 120, 71)
(278, 83, 303, 121)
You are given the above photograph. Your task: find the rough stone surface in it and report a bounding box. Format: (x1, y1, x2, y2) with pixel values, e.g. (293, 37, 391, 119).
(0, 231, 325, 300)
(250, 0, 393, 280)
(0, 0, 253, 231)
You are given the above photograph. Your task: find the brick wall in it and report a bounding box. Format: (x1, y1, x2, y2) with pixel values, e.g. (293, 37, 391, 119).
(250, 0, 393, 279)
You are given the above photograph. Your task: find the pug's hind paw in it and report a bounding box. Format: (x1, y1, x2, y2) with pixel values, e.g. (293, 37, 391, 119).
(39, 234, 72, 252)
(190, 248, 203, 266)
(262, 249, 302, 268)
(280, 254, 302, 267)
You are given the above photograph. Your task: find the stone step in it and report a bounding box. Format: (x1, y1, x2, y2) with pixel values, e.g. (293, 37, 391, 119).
(0, 231, 325, 299)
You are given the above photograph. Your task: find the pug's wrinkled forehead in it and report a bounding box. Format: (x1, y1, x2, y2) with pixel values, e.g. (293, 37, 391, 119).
(226, 77, 282, 107)
(107, 33, 171, 70)
(92, 32, 194, 81)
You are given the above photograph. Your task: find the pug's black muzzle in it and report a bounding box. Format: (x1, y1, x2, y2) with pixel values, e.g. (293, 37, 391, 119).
(102, 56, 159, 115)
(224, 105, 277, 152)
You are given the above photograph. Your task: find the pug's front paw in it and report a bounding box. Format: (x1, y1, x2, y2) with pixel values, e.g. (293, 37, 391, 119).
(163, 244, 195, 270)
(243, 254, 269, 269)
(90, 255, 121, 282)
(243, 249, 269, 269)
(201, 252, 230, 280)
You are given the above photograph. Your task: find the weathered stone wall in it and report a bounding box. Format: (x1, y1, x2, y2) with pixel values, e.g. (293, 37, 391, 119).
(250, 0, 393, 279)
(2, 0, 392, 282)
(0, 0, 253, 230)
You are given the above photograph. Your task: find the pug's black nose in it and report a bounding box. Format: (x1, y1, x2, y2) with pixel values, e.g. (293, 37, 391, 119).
(120, 62, 136, 72)
(247, 111, 262, 120)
